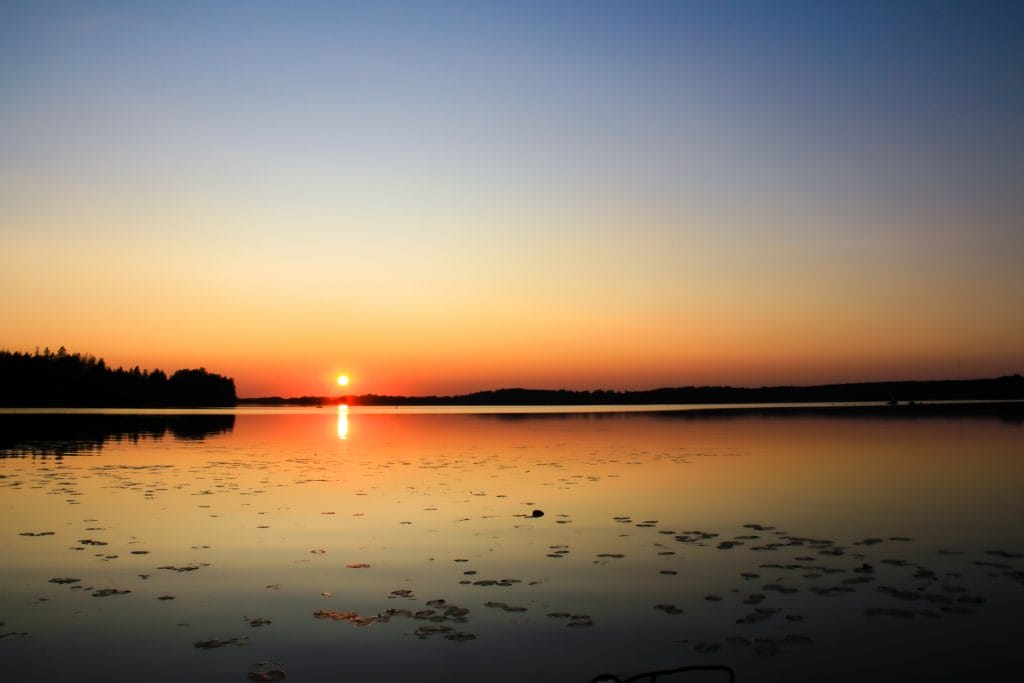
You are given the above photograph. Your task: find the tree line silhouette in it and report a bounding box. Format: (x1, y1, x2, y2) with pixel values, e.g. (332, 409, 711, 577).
(387, 376, 1024, 405)
(0, 348, 236, 407)
(241, 375, 1024, 406)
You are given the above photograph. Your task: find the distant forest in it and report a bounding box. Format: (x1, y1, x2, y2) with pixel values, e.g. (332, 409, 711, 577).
(242, 375, 1024, 406)
(4, 347, 1021, 408)
(0, 348, 236, 407)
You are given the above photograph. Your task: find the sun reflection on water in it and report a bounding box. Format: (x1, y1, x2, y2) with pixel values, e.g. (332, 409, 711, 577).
(337, 404, 349, 439)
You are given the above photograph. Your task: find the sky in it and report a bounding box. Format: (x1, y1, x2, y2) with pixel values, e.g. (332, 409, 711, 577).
(2, 0, 1022, 397)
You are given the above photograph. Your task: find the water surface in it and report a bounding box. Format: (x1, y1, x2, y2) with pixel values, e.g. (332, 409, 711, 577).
(2, 407, 1022, 681)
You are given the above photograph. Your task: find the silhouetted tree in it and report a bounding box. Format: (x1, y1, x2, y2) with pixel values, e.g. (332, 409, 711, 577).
(0, 349, 236, 407)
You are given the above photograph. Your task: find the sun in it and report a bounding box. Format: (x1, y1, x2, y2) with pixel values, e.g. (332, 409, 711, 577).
(337, 375, 350, 387)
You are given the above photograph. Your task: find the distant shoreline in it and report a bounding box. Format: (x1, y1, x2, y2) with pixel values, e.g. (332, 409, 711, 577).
(239, 375, 1024, 408)
(4, 348, 1021, 410)
(4, 400, 1024, 422)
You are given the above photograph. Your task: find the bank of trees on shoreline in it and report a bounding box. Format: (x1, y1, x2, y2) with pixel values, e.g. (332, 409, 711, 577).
(240, 375, 1024, 406)
(5, 347, 1021, 409)
(0, 348, 236, 407)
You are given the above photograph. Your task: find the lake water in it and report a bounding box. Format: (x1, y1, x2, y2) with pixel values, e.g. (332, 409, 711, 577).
(2, 406, 1022, 682)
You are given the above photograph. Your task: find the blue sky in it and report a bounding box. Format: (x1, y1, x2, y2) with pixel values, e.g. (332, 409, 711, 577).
(2, 1, 1022, 395)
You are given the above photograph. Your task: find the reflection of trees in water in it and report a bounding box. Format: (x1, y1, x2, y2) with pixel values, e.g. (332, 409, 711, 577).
(0, 414, 235, 458)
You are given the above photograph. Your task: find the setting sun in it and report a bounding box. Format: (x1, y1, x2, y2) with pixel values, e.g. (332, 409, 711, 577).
(337, 375, 350, 387)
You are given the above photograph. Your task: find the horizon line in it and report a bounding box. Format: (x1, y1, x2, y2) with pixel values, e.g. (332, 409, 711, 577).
(238, 374, 1023, 401)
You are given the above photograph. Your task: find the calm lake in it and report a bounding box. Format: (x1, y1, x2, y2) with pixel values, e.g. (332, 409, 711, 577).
(2, 406, 1022, 682)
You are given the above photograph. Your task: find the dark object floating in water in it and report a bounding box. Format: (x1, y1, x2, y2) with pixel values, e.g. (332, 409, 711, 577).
(484, 601, 527, 613)
(471, 579, 521, 587)
(567, 615, 594, 627)
(880, 558, 910, 567)
(855, 538, 884, 546)
(92, 588, 131, 597)
(737, 607, 779, 625)
(158, 564, 210, 572)
(593, 665, 735, 683)
(194, 636, 248, 649)
(78, 539, 108, 546)
(413, 624, 476, 641)
(956, 595, 987, 605)
(972, 560, 1012, 570)
(157, 595, 175, 600)
(531, 510, 544, 518)
(345, 563, 371, 569)
(248, 662, 287, 682)
(19, 531, 55, 537)
(130, 550, 149, 555)
(246, 617, 272, 628)
(653, 604, 683, 615)
(313, 609, 379, 626)
(48, 577, 81, 585)
(0, 631, 30, 639)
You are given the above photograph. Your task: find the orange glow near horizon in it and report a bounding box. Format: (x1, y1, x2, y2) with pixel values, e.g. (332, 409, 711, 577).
(0, 336, 1017, 399)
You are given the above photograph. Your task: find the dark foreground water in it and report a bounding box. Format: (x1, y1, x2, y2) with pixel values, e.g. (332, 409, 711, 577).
(2, 406, 1022, 682)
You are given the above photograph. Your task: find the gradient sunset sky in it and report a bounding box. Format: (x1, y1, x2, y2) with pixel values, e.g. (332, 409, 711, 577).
(2, 1, 1022, 397)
